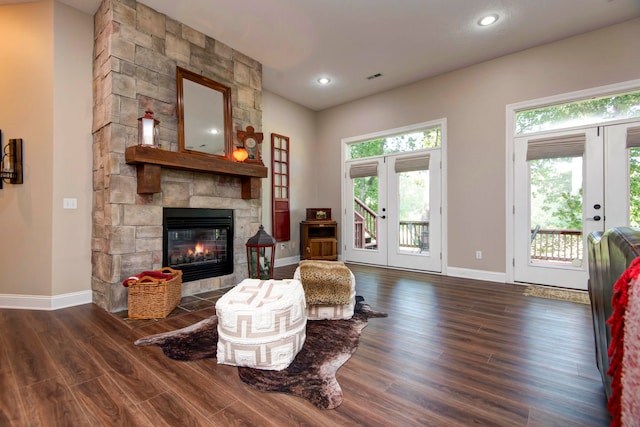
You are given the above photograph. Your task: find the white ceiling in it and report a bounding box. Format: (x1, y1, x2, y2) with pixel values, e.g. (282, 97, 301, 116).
(5, 0, 640, 110)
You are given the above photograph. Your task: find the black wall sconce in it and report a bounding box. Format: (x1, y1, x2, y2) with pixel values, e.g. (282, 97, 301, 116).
(0, 137, 23, 189)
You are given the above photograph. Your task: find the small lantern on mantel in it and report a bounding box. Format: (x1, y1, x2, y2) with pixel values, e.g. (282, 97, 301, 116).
(138, 109, 160, 148)
(245, 225, 276, 279)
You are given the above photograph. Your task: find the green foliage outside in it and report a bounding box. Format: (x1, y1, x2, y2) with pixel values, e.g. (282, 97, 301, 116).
(529, 153, 640, 231)
(350, 127, 441, 216)
(520, 90, 640, 229)
(555, 190, 583, 230)
(354, 176, 378, 213)
(529, 157, 583, 230)
(516, 90, 640, 135)
(350, 91, 640, 235)
(349, 128, 441, 160)
(398, 171, 429, 221)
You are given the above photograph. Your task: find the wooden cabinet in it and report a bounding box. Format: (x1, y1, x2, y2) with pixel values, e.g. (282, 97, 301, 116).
(300, 220, 338, 260)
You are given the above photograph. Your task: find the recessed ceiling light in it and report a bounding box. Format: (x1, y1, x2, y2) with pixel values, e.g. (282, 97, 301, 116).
(209, 128, 219, 135)
(317, 77, 331, 85)
(478, 14, 499, 26)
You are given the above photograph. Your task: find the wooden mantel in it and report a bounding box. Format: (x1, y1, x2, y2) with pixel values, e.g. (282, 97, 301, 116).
(125, 145, 268, 199)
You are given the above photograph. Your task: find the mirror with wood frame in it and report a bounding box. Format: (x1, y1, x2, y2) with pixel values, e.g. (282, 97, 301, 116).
(176, 67, 232, 159)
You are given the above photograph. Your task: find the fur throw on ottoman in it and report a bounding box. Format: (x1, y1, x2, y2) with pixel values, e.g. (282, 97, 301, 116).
(298, 260, 352, 305)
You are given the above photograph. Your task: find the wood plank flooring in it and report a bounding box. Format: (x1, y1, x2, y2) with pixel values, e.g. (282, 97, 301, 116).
(0, 264, 609, 426)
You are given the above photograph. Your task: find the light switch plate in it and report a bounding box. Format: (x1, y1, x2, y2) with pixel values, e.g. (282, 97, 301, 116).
(63, 198, 77, 209)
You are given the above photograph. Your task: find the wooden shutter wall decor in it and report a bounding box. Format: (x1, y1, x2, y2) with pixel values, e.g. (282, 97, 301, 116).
(271, 133, 290, 242)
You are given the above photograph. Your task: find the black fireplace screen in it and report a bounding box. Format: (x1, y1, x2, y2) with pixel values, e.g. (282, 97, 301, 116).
(163, 208, 233, 282)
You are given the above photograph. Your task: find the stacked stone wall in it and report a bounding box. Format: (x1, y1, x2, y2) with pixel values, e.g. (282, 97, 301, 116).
(92, 0, 262, 312)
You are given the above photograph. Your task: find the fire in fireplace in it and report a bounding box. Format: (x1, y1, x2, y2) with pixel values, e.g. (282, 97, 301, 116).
(163, 208, 234, 282)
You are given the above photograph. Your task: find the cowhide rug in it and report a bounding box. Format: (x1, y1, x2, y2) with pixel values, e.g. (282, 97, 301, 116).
(134, 296, 387, 409)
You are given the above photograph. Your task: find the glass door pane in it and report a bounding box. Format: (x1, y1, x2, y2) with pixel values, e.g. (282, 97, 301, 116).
(396, 169, 430, 255)
(388, 150, 441, 272)
(529, 156, 583, 267)
(345, 158, 387, 265)
(353, 175, 379, 251)
(604, 122, 640, 228)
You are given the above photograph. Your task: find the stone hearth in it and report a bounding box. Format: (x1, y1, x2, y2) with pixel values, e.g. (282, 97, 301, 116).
(91, 0, 263, 312)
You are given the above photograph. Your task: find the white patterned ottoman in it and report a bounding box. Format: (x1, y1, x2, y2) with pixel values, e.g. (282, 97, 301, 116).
(294, 261, 356, 320)
(215, 279, 307, 370)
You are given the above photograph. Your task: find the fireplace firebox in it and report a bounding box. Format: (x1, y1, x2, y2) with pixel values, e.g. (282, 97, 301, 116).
(163, 208, 234, 282)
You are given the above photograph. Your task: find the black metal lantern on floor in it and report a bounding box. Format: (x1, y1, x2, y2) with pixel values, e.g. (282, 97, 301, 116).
(246, 225, 276, 279)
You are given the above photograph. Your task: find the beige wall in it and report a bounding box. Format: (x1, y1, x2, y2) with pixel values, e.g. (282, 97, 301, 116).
(0, 1, 92, 298)
(0, 1, 55, 296)
(262, 91, 317, 260)
(52, 2, 93, 295)
(315, 17, 640, 274)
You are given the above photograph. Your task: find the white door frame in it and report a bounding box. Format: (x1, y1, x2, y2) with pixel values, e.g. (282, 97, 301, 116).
(513, 127, 603, 289)
(604, 122, 640, 227)
(341, 119, 448, 274)
(387, 150, 442, 272)
(344, 156, 388, 266)
(506, 79, 640, 284)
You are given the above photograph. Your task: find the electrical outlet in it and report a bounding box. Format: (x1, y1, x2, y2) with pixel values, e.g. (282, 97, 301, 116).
(475, 250, 482, 260)
(63, 198, 77, 209)
(280, 243, 286, 250)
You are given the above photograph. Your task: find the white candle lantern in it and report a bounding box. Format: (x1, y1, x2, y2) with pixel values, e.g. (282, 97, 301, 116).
(138, 109, 160, 148)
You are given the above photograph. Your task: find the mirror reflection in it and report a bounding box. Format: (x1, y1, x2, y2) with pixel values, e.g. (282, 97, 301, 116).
(177, 67, 232, 158)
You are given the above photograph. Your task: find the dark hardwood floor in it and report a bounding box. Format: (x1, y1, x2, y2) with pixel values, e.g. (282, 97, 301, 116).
(0, 264, 609, 426)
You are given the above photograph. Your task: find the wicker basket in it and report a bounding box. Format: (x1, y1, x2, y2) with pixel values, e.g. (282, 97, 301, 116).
(126, 267, 183, 319)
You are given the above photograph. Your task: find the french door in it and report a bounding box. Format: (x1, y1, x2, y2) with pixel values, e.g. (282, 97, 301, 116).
(513, 121, 640, 289)
(344, 149, 441, 272)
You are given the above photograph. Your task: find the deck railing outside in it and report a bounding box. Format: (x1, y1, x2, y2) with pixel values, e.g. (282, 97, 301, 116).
(398, 221, 430, 250)
(354, 198, 378, 248)
(530, 228, 583, 262)
(354, 211, 365, 249)
(396, 223, 582, 262)
(353, 215, 581, 262)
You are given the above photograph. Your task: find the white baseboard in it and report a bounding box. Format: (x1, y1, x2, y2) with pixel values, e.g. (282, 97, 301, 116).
(0, 290, 93, 311)
(447, 267, 506, 283)
(0, 266, 504, 311)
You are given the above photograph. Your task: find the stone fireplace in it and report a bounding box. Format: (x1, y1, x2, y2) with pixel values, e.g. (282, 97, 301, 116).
(163, 208, 234, 282)
(91, 0, 263, 312)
